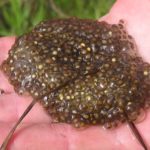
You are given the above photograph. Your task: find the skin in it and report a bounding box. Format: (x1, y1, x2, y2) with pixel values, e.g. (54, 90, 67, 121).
(0, 0, 150, 149)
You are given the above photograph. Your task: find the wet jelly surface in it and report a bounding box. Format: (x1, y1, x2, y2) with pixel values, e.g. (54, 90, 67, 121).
(1, 18, 150, 128)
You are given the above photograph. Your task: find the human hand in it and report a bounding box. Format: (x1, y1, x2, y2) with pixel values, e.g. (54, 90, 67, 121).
(0, 0, 150, 149)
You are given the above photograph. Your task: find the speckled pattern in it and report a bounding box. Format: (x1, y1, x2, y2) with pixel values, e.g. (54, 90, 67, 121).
(1, 18, 150, 128)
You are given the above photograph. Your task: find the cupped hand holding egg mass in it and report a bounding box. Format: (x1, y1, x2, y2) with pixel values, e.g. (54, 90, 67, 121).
(0, 0, 150, 150)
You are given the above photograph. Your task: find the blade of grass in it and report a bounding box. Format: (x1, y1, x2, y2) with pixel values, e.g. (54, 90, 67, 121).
(32, 1, 46, 26)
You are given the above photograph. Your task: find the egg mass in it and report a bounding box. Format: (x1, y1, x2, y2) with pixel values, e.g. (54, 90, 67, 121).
(1, 18, 150, 128)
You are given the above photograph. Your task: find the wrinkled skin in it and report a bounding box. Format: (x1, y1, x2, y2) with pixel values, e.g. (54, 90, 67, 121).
(0, 0, 150, 149)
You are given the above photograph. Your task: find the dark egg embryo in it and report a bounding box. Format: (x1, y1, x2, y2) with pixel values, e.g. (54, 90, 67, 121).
(1, 18, 150, 128)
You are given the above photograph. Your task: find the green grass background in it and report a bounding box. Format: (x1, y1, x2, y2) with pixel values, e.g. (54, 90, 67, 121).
(0, 0, 115, 36)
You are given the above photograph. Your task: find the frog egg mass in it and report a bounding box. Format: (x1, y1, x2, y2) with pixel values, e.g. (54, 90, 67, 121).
(1, 18, 150, 128)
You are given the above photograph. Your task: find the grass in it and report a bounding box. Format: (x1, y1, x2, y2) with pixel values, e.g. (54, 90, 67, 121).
(0, 0, 115, 36)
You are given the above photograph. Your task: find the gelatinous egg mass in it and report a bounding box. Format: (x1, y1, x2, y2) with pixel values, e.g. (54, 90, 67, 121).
(1, 18, 150, 128)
